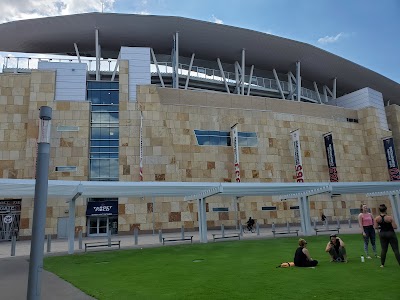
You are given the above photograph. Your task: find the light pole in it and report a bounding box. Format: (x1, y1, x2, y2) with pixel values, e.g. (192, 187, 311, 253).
(27, 106, 52, 300)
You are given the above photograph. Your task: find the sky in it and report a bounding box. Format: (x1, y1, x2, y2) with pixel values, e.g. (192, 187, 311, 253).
(0, 0, 399, 83)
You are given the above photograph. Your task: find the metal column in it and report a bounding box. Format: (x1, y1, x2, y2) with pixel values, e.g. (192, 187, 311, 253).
(296, 61, 301, 101)
(241, 49, 245, 95)
(68, 199, 76, 254)
(217, 58, 230, 94)
(333, 77, 337, 99)
(152, 197, 155, 235)
(197, 198, 208, 243)
(197, 198, 202, 242)
(95, 29, 100, 81)
(150, 49, 165, 87)
(298, 196, 312, 236)
(184, 53, 195, 90)
(73, 43, 81, 63)
(175, 32, 179, 88)
(27, 106, 52, 300)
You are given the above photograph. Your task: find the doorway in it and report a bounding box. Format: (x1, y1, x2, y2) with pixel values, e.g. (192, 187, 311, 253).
(87, 216, 118, 236)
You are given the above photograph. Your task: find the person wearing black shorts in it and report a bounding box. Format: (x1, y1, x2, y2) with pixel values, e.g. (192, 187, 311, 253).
(374, 204, 400, 268)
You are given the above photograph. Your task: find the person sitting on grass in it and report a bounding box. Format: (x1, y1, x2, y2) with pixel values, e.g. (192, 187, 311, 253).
(246, 217, 255, 232)
(325, 234, 347, 262)
(294, 238, 318, 267)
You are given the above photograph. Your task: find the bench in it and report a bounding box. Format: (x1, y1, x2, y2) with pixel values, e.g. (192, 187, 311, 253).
(314, 228, 340, 236)
(272, 230, 299, 238)
(162, 236, 193, 245)
(84, 240, 121, 252)
(212, 233, 241, 242)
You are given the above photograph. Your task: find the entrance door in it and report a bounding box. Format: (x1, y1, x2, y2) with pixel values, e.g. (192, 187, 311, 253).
(57, 217, 69, 239)
(88, 216, 109, 236)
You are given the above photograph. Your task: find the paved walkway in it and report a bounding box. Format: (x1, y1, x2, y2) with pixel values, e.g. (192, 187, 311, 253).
(0, 225, 360, 300)
(0, 256, 95, 300)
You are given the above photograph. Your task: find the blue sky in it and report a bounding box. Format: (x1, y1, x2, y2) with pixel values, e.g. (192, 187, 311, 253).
(0, 0, 399, 83)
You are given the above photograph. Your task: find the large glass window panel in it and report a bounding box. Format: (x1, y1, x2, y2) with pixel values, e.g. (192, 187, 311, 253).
(91, 105, 119, 112)
(90, 159, 100, 179)
(88, 81, 119, 181)
(194, 130, 257, 147)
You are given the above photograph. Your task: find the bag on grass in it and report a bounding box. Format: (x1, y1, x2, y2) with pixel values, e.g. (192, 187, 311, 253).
(277, 262, 295, 268)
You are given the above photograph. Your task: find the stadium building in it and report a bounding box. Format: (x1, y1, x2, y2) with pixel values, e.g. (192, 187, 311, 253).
(0, 13, 400, 243)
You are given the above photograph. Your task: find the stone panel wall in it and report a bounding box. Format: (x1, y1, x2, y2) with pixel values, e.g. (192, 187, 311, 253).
(114, 86, 392, 232)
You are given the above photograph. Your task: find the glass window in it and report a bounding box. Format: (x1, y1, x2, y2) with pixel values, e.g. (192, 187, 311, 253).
(88, 81, 119, 181)
(194, 130, 257, 147)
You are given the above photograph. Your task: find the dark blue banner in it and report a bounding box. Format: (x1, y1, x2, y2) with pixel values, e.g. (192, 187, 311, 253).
(323, 133, 338, 182)
(86, 201, 118, 216)
(383, 137, 400, 181)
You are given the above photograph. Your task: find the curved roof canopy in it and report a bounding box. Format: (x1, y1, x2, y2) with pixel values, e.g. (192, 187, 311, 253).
(0, 13, 399, 102)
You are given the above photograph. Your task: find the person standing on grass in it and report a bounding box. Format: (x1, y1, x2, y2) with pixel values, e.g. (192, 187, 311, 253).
(374, 204, 400, 268)
(294, 238, 318, 267)
(358, 204, 379, 259)
(325, 234, 347, 262)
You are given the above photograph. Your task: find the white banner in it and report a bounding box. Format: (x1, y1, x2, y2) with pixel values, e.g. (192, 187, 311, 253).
(231, 124, 241, 182)
(291, 129, 304, 182)
(139, 111, 143, 181)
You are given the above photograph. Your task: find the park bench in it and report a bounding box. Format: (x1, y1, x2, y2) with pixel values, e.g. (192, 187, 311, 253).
(162, 235, 193, 245)
(212, 233, 240, 242)
(272, 229, 299, 238)
(314, 228, 340, 236)
(84, 240, 121, 252)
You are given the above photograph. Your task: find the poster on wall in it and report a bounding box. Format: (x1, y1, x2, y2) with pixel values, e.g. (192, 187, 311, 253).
(231, 123, 241, 182)
(323, 133, 339, 182)
(291, 129, 304, 182)
(383, 137, 400, 181)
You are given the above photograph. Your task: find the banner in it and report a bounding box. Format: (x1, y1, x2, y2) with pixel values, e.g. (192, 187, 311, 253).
(323, 133, 339, 182)
(291, 129, 304, 182)
(86, 201, 118, 216)
(139, 111, 143, 181)
(231, 124, 241, 182)
(383, 137, 400, 181)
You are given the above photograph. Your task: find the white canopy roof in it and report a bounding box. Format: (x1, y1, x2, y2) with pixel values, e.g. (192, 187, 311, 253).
(2, 179, 400, 200)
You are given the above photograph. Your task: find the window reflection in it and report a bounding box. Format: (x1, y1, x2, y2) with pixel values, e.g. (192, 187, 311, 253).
(194, 130, 258, 147)
(88, 81, 119, 181)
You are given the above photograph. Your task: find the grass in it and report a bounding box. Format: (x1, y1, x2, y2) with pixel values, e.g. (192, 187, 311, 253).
(44, 234, 400, 300)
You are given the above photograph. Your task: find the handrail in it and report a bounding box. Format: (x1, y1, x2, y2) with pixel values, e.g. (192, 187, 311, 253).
(3, 56, 328, 102)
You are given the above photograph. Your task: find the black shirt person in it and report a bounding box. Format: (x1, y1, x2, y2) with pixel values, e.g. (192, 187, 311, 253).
(374, 204, 400, 268)
(246, 217, 255, 231)
(294, 238, 318, 267)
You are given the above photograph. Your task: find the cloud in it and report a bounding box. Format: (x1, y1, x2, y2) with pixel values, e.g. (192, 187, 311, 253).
(317, 32, 345, 44)
(0, 0, 115, 24)
(211, 14, 223, 25)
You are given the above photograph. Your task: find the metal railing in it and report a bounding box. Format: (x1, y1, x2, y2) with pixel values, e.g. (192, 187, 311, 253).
(3, 56, 118, 72)
(3, 56, 327, 102)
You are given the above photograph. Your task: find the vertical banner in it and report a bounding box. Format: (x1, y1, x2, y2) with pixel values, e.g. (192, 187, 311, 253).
(383, 137, 400, 181)
(291, 129, 304, 182)
(231, 124, 241, 182)
(323, 133, 339, 182)
(139, 111, 143, 181)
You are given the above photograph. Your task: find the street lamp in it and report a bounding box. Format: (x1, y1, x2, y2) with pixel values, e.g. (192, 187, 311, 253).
(27, 106, 52, 300)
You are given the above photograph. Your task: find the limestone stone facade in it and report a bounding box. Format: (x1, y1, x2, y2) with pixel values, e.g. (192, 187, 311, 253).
(0, 68, 396, 238)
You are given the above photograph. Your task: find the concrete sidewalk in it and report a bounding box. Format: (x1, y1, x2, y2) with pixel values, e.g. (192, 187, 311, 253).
(0, 256, 94, 300)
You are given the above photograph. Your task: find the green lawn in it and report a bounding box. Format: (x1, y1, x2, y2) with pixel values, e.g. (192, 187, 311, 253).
(44, 234, 400, 300)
